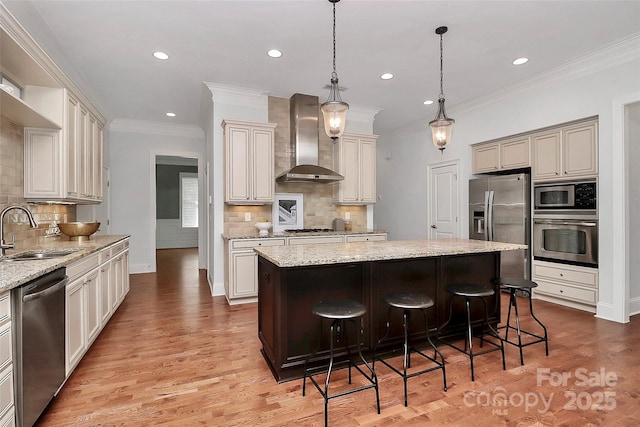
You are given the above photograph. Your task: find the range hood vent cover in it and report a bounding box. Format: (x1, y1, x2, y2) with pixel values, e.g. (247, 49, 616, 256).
(275, 93, 344, 184)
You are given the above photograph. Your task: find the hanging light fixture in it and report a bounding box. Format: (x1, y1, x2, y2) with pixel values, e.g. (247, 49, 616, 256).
(321, 0, 349, 140)
(429, 26, 455, 152)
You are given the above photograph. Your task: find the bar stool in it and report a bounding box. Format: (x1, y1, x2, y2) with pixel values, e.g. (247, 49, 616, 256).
(491, 277, 549, 365)
(373, 292, 446, 406)
(302, 300, 380, 427)
(439, 283, 505, 381)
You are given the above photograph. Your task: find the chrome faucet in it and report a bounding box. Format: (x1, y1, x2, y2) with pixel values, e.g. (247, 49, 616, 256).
(0, 205, 38, 257)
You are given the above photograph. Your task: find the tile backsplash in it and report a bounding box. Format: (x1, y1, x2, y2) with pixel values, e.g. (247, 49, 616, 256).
(0, 116, 76, 250)
(223, 96, 366, 236)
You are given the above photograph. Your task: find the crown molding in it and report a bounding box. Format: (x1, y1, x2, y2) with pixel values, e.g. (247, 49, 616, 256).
(108, 118, 204, 138)
(204, 82, 270, 109)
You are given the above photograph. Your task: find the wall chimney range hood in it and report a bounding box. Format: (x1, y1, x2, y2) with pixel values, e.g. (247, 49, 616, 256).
(275, 93, 344, 184)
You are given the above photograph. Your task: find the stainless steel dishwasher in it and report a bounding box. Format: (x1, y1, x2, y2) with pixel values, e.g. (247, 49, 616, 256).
(12, 267, 67, 427)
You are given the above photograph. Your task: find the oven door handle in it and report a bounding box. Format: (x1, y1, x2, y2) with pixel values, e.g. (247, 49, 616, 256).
(533, 220, 597, 227)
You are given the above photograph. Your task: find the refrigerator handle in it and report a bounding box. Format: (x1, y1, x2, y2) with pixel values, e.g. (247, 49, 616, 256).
(483, 191, 490, 241)
(487, 190, 495, 241)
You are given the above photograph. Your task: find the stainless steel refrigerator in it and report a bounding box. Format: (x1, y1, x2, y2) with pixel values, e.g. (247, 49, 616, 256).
(469, 173, 531, 279)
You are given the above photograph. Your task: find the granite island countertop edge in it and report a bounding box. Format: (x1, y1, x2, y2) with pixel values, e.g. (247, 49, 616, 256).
(254, 238, 527, 268)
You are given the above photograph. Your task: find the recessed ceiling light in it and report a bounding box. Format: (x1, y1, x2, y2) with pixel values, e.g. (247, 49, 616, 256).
(512, 57, 528, 65)
(423, 100, 434, 105)
(153, 51, 169, 60)
(267, 49, 282, 58)
(380, 73, 394, 80)
(166, 112, 176, 117)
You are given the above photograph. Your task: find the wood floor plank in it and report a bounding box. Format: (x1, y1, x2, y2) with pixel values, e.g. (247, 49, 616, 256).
(35, 248, 640, 426)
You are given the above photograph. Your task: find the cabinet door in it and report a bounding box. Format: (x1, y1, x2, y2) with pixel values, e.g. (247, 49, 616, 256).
(84, 272, 101, 344)
(94, 124, 104, 200)
(231, 252, 258, 298)
(85, 115, 96, 199)
(24, 128, 62, 198)
(340, 136, 360, 202)
(532, 130, 562, 180)
(123, 250, 130, 296)
(99, 262, 111, 325)
(67, 95, 79, 197)
(78, 107, 89, 197)
(359, 137, 376, 203)
(501, 137, 530, 169)
(472, 143, 500, 173)
(113, 255, 124, 304)
(66, 279, 85, 373)
(225, 126, 251, 202)
(252, 128, 274, 202)
(109, 257, 120, 310)
(563, 121, 598, 177)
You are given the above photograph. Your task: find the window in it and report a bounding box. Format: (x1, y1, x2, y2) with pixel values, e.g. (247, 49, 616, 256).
(180, 173, 198, 228)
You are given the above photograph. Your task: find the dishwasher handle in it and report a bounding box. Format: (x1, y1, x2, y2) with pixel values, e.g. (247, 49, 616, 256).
(23, 277, 68, 303)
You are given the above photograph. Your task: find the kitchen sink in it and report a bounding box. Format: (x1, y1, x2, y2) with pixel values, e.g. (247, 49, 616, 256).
(0, 249, 78, 262)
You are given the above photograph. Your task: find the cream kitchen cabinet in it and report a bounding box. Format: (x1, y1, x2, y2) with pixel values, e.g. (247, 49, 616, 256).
(1, 6, 105, 204)
(24, 92, 104, 203)
(333, 133, 377, 205)
(532, 119, 598, 181)
(224, 238, 286, 304)
(65, 253, 99, 373)
(472, 136, 530, 174)
(66, 238, 130, 375)
(344, 233, 387, 243)
(287, 235, 345, 245)
(223, 120, 277, 205)
(532, 259, 598, 312)
(0, 291, 13, 425)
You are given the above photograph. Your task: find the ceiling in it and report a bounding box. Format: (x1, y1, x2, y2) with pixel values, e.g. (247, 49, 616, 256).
(4, 0, 640, 135)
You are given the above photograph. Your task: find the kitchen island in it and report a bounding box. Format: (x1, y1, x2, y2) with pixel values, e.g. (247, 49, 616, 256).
(255, 238, 526, 382)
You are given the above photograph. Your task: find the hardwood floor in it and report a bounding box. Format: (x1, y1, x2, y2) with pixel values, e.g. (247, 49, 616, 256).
(37, 248, 640, 426)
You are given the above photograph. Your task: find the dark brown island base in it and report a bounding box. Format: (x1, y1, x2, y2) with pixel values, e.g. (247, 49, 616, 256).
(255, 238, 526, 383)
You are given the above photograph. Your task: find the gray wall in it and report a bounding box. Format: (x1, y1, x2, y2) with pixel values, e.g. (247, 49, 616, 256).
(156, 165, 198, 219)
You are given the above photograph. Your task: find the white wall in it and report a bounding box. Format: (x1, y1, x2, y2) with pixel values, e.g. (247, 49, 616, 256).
(108, 120, 205, 273)
(628, 102, 640, 313)
(375, 36, 640, 323)
(203, 84, 269, 296)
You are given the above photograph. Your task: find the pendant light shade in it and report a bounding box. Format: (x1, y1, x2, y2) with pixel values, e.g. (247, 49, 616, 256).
(429, 26, 454, 152)
(321, 0, 348, 140)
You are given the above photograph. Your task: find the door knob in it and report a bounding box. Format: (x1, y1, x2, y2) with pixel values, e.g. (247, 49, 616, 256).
(431, 225, 437, 229)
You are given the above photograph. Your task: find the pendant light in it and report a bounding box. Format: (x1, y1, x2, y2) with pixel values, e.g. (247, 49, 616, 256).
(321, 0, 349, 140)
(429, 26, 455, 152)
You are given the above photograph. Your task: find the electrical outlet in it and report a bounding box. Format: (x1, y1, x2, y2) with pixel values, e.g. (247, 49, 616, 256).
(244, 212, 251, 222)
(345, 212, 351, 220)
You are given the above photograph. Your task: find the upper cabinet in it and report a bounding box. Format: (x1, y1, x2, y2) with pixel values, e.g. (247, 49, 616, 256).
(472, 136, 530, 174)
(532, 118, 598, 181)
(223, 120, 277, 205)
(333, 133, 377, 205)
(1, 5, 106, 203)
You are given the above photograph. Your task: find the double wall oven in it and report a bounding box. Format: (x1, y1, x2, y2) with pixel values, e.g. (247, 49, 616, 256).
(533, 180, 598, 267)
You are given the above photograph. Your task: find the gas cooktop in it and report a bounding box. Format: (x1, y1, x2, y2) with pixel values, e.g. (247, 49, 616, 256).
(284, 228, 334, 233)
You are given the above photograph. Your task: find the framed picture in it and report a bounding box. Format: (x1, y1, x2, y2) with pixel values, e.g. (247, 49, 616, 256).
(273, 193, 304, 232)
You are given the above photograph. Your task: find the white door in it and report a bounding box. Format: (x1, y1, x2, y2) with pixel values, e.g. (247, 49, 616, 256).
(428, 162, 459, 239)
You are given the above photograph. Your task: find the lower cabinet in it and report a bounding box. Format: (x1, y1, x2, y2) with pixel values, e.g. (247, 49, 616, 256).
(532, 259, 598, 312)
(66, 238, 130, 375)
(225, 238, 286, 304)
(0, 291, 13, 425)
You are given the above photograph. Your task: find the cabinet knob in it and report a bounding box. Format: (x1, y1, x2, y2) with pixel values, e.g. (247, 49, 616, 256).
(431, 225, 437, 229)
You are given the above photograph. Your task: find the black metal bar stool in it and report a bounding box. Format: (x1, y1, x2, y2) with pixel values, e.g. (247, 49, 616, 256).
(439, 283, 505, 381)
(373, 292, 446, 406)
(302, 300, 380, 427)
(492, 277, 549, 365)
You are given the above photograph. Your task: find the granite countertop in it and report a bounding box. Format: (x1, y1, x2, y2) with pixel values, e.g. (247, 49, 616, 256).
(254, 238, 527, 267)
(0, 235, 130, 292)
(222, 229, 388, 240)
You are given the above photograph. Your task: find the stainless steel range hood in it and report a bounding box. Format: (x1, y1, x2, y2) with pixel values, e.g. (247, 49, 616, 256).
(275, 93, 344, 184)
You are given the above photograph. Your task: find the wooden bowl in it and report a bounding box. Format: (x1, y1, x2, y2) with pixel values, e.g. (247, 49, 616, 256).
(58, 222, 100, 241)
